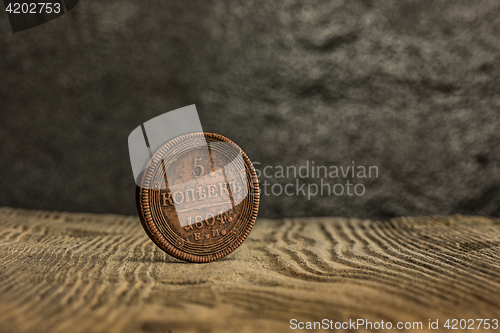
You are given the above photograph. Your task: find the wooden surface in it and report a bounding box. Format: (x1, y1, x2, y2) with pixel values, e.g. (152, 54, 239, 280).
(1, 207, 500, 332)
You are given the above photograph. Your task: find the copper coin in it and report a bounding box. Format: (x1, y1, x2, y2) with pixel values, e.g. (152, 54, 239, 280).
(136, 132, 260, 263)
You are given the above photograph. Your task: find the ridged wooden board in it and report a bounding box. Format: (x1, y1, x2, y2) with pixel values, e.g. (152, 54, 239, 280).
(0, 207, 499, 333)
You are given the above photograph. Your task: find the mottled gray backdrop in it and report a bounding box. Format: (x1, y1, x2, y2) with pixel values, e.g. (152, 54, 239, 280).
(0, 0, 499, 219)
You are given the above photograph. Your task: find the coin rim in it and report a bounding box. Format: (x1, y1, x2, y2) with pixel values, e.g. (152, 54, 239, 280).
(136, 132, 260, 263)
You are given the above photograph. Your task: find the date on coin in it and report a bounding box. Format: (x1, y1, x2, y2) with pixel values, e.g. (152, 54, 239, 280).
(136, 132, 259, 263)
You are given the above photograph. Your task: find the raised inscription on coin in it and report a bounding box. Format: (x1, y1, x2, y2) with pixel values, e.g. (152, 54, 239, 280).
(136, 132, 259, 263)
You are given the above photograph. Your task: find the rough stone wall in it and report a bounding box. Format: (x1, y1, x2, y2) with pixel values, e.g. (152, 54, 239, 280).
(0, 0, 499, 219)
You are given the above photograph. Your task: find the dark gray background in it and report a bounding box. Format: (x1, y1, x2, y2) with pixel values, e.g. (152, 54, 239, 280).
(0, 0, 499, 219)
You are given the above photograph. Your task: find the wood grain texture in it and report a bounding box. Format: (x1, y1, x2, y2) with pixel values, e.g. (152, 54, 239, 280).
(0, 207, 499, 333)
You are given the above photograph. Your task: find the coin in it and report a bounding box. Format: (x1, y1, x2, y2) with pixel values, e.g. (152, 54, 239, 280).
(136, 132, 260, 263)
